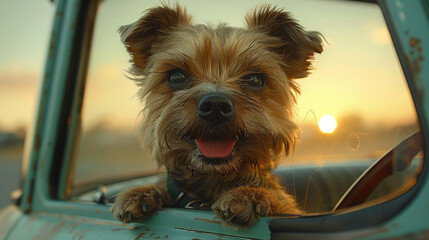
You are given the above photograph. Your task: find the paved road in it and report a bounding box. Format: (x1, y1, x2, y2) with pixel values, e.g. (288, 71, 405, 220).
(0, 159, 21, 210)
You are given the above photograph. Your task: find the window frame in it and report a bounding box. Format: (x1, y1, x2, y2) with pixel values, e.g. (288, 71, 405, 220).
(271, 0, 429, 238)
(20, 0, 100, 213)
(18, 0, 429, 238)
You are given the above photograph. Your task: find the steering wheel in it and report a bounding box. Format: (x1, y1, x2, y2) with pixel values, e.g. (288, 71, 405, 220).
(332, 131, 423, 211)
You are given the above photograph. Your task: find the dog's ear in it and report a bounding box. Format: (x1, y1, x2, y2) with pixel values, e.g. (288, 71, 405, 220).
(119, 4, 192, 72)
(246, 5, 323, 79)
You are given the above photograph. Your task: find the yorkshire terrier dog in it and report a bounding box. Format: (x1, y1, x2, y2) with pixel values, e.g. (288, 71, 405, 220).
(111, 4, 323, 227)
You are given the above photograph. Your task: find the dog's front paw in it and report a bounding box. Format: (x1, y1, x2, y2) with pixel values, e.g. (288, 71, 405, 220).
(212, 187, 275, 227)
(111, 185, 171, 223)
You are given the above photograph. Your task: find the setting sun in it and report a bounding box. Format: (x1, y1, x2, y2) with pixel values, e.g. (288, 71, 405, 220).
(318, 115, 337, 134)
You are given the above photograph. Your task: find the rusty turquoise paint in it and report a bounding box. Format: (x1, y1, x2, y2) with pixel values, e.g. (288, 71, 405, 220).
(6, 208, 271, 240)
(363, 0, 429, 238)
(24, 0, 85, 213)
(0, 206, 23, 240)
(2, 0, 429, 239)
(20, 0, 74, 214)
(3, 0, 273, 238)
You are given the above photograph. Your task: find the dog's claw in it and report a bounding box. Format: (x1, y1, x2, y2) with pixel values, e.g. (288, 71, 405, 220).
(111, 185, 171, 222)
(255, 203, 267, 216)
(142, 203, 148, 212)
(212, 187, 280, 227)
(222, 209, 231, 219)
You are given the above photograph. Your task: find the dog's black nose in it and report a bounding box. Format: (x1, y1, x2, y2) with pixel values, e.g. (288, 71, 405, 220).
(197, 94, 234, 123)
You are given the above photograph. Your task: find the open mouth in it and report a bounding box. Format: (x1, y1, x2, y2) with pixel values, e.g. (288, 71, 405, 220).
(196, 136, 237, 165)
(195, 136, 237, 159)
(183, 135, 238, 164)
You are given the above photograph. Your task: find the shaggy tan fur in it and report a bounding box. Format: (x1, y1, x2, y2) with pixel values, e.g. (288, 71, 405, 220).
(111, 3, 323, 227)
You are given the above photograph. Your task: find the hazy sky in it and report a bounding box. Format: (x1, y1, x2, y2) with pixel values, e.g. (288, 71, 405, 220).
(0, 0, 53, 130)
(0, 0, 418, 133)
(82, 0, 416, 132)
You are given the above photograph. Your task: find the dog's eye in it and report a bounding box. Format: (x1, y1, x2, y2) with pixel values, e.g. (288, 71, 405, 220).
(167, 68, 190, 89)
(241, 73, 265, 89)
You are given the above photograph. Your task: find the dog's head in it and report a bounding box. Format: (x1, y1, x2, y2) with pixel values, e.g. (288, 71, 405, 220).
(120, 4, 323, 174)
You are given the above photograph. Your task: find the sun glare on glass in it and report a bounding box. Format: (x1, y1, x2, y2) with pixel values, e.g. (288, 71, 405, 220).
(318, 115, 338, 134)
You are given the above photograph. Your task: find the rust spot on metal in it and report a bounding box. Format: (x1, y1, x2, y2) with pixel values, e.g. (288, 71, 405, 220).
(24, 178, 35, 214)
(52, 221, 67, 235)
(135, 233, 145, 240)
(43, 90, 47, 99)
(376, 229, 429, 240)
(406, 36, 425, 100)
(155, 237, 161, 239)
(73, 228, 92, 240)
(194, 217, 221, 224)
(24, 207, 31, 214)
(145, 228, 151, 231)
(48, 31, 56, 59)
(28, 180, 34, 201)
(34, 134, 41, 151)
(68, 222, 80, 234)
(93, 209, 102, 213)
(409, 37, 424, 74)
(410, 37, 419, 47)
(32, 158, 37, 171)
(176, 227, 263, 240)
(192, 238, 201, 240)
(44, 72, 50, 80)
(49, 46, 55, 59)
(357, 226, 389, 238)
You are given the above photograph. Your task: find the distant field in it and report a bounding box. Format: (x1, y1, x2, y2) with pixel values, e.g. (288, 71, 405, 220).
(0, 144, 22, 161)
(0, 144, 22, 209)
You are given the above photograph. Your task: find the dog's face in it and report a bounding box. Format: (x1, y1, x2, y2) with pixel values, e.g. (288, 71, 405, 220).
(120, 5, 322, 174)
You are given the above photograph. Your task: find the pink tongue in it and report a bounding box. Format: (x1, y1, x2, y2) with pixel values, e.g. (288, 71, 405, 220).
(195, 137, 237, 158)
